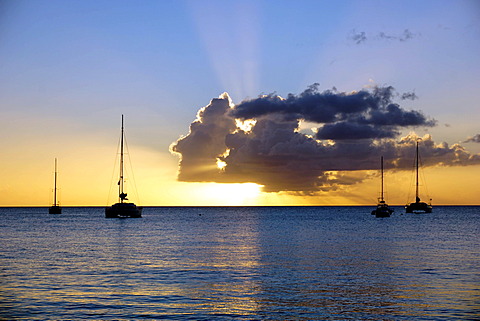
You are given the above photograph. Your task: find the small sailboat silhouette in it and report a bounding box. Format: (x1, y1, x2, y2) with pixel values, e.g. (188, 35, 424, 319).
(405, 141, 432, 213)
(371, 156, 393, 217)
(49, 158, 61, 214)
(105, 115, 142, 218)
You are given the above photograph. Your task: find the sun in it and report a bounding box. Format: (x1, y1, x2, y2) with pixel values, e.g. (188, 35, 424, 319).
(202, 183, 262, 206)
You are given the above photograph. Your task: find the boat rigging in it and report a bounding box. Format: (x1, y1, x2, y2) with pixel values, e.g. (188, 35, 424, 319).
(105, 115, 142, 218)
(371, 156, 393, 217)
(405, 140, 432, 214)
(49, 158, 62, 214)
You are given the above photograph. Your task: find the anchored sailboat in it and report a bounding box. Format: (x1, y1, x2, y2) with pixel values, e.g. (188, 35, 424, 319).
(405, 141, 432, 213)
(371, 156, 393, 217)
(105, 115, 142, 218)
(49, 158, 61, 214)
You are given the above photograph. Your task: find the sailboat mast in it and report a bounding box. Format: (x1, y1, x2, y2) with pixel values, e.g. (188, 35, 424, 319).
(381, 156, 384, 202)
(415, 141, 419, 202)
(53, 158, 57, 206)
(119, 115, 124, 203)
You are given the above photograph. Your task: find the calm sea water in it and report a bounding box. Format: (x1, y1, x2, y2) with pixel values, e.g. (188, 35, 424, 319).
(0, 206, 479, 320)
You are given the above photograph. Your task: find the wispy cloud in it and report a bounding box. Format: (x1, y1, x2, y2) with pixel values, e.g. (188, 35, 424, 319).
(464, 134, 480, 143)
(349, 29, 417, 44)
(400, 91, 418, 100)
(349, 29, 367, 44)
(379, 29, 416, 41)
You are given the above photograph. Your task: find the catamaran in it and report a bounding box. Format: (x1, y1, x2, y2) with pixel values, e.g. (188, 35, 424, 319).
(371, 156, 393, 217)
(105, 115, 142, 218)
(49, 158, 61, 214)
(405, 141, 432, 213)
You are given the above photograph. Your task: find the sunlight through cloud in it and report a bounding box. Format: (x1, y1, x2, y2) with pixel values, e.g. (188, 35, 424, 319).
(187, 1, 260, 101)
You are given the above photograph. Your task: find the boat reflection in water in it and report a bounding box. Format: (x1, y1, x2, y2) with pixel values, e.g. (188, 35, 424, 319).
(105, 115, 142, 218)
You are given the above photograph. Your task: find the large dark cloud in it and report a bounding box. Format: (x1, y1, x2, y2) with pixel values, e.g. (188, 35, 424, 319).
(233, 84, 435, 140)
(171, 85, 480, 193)
(316, 122, 397, 140)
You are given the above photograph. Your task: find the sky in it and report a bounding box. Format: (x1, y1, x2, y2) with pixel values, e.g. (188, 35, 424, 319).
(0, 0, 479, 206)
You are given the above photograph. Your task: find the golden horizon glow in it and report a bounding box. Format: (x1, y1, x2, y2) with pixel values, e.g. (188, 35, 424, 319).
(2, 162, 480, 206)
(1, 136, 479, 207)
(196, 183, 262, 206)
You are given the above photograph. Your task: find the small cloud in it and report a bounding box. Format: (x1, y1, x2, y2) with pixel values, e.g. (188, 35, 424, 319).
(348, 29, 367, 44)
(349, 29, 416, 45)
(464, 134, 480, 143)
(401, 91, 418, 100)
(378, 31, 396, 41)
(399, 29, 415, 41)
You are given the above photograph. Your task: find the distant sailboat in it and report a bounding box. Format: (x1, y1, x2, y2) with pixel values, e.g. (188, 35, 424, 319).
(49, 158, 61, 214)
(105, 115, 142, 218)
(405, 141, 432, 214)
(371, 156, 393, 217)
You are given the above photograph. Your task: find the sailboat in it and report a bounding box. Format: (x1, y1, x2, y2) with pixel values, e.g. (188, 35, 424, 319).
(371, 156, 393, 217)
(405, 141, 432, 213)
(105, 115, 142, 218)
(49, 158, 61, 214)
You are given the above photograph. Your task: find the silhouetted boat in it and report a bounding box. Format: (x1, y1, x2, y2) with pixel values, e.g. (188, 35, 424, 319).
(49, 158, 61, 214)
(405, 141, 432, 214)
(371, 156, 393, 217)
(105, 115, 142, 218)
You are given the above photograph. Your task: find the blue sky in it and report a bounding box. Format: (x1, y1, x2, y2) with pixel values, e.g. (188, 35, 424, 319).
(1, 0, 479, 205)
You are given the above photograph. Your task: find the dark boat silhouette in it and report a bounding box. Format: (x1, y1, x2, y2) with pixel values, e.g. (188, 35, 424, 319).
(405, 141, 432, 214)
(105, 115, 142, 218)
(371, 156, 393, 217)
(49, 158, 61, 214)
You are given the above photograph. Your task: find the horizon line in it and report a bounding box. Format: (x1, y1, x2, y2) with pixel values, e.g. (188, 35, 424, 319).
(1, 204, 479, 208)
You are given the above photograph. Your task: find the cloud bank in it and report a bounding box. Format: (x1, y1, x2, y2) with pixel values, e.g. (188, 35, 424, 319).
(171, 85, 480, 193)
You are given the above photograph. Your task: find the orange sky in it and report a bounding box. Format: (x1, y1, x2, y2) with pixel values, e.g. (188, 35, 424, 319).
(1, 142, 478, 206)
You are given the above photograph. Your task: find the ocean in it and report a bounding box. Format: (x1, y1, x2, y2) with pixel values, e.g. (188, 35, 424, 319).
(0, 206, 479, 320)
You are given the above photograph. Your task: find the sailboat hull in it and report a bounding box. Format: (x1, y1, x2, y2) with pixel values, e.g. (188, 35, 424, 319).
(405, 202, 432, 214)
(49, 206, 62, 214)
(372, 204, 393, 217)
(105, 202, 142, 218)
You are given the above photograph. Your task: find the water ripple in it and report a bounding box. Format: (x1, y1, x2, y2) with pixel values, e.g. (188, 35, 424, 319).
(1, 206, 479, 320)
